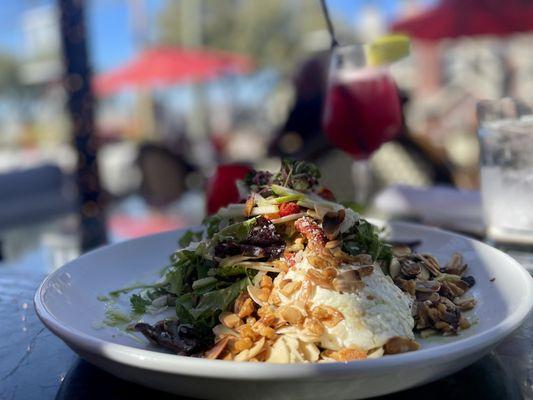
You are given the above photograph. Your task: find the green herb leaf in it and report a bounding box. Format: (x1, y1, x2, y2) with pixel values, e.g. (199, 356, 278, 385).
(215, 218, 257, 242)
(203, 215, 222, 238)
(178, 229, 203, 248)
(130, 294, 151, 314)
(174, 278, 248, 332)
(341, 220, 392, 265)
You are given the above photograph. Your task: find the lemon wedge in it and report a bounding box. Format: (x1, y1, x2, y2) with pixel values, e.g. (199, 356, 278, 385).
(364, 34, 411, 67)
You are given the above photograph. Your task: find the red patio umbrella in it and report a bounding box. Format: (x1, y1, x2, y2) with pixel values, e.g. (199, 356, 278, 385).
(391, 0, 533, 40)
(94, 47, 253, 96)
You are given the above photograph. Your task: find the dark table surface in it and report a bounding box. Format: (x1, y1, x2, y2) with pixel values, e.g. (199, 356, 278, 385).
(1, 233, 532, 400)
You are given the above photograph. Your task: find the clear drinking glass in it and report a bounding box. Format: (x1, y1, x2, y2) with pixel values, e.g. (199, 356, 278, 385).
(477, 98, 533, 244)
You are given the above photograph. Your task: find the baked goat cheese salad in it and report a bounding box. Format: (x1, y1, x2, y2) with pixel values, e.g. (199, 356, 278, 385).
(106, 160, 476, 363)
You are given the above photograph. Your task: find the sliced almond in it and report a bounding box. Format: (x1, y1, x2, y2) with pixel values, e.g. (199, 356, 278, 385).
(247, 285, 265, 306)
(204, 336, 230, 360)
(234, 337, 266, 361)
(244, 194, 255, 217)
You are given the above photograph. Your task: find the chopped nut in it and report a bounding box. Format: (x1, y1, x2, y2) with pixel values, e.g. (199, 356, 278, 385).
(267, 290, 281, 306)
(237, 324, 259, 340)
(257, 306, 277, 325)
(260, 275, 273, 289)
(392, 245, 412, 257)
(459, 316, 471, 330)
(441, 281, 465, 298)
(254, 323, 277, 340)
(332, 347, 367, 362)
(234, 337, 253, 352)
(280, 280, 302, 296)
(272, 260, 289, 272)
(306, 269, 334, 289)
(258, 287, 271, 302)
(400, 260, 422, 278)
(279, 306, 305, 325)
(220, 312, 242, 329)
(384, 337, 420, 354)
(443, 252, 467, 275)
(419, 254, 441, 276)
(259, 314, 277, 327)
(311, 305, 344, 327)
(396, 278, 416, 296)
(454, 297, 476, 311)
(415, 280, 441, 293)
(237, 298, 255, 319)
(234, 337, 266, 361)
(307, 255, 331, 269)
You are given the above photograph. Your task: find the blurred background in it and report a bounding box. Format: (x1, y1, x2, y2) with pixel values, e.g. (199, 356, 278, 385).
(1, 0, 533, 269)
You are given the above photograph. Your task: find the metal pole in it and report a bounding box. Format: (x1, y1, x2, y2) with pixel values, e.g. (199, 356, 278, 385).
(181, 0, 211, 167)
(58, 0, 108, 251)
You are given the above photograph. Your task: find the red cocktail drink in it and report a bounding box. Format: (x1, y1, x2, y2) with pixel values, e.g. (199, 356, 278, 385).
(323, 68, 402, 158)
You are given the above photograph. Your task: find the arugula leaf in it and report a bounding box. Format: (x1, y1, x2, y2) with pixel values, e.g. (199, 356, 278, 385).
(178, 229, 203, 248)
(215, 264, 247, 279)
(215, 218, 257, 242)
(175, 278, 248, 332)
(203, 215, 221, 238)
(130, 294, 151, 314)
(165, 245, 216, 296)
(103, 307, 133, 327)
(341, 220, 392, 265)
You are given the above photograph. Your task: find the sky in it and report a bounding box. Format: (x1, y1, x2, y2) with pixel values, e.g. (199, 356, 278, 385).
(0, 0, 437, 73)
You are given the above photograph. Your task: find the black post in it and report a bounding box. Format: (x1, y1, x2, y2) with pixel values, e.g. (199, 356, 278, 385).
(58, 0, 107, 251)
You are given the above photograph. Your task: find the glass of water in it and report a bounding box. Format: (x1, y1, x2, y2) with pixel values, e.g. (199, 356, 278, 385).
(477, 98, 533, 244)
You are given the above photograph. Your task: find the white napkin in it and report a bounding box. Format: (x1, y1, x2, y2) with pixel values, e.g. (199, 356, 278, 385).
(372, 185, 485, 235)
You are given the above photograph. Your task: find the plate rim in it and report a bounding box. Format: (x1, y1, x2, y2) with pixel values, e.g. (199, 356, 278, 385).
(34, 221, 533, 380)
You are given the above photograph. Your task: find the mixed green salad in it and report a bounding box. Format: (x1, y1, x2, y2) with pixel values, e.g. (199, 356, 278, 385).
(102, 159, 476, 362)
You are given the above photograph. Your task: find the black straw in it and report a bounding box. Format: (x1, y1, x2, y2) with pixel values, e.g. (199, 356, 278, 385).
(320, 0, 338, 47)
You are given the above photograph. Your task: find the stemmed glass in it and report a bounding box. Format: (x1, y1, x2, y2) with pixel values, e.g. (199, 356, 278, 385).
(320, 0, 403, 202)
(322, 45, 402, 159)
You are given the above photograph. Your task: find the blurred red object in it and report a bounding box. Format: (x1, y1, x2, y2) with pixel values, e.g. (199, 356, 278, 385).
(109, 214, 187, 239)
(94, 47, 253, 96)
(391, 0, 533, 40)
(206, 164, 251, 215)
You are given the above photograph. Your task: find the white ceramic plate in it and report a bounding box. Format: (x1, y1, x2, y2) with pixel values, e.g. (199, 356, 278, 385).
(35, 221, 533, 400)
